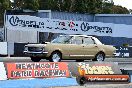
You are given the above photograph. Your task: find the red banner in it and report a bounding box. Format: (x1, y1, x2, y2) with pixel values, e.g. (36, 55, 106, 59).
(5, 62, 70, 79)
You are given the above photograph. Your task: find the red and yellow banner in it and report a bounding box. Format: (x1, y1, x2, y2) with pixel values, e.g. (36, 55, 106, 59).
(5, 62, 70, 79)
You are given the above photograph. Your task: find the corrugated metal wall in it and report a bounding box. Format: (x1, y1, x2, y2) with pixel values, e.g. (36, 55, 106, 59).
(95, 14, 132, 25)
(7, 30, 37, 43)
(51, 11, 94, 22)
(37, 12, 50, 18)
(51, 12, 132, 25)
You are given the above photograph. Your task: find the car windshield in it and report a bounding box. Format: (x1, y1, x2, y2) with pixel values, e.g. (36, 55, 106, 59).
(51, 35, 72, 44)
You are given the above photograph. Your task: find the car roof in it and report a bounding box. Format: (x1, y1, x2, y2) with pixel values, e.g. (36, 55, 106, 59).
(60, 34, 93, 37)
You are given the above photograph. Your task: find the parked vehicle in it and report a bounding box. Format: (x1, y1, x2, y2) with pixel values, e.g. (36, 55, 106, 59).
(23, 35, 116, 62)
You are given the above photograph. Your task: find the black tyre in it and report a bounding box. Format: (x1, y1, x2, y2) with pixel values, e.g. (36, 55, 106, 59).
(76, 76, 87, 86)
(76, 59, 84, 62)
(93, 52, 105, 61)
(31, 56, 41, 62)
(49, 52, 62, 62)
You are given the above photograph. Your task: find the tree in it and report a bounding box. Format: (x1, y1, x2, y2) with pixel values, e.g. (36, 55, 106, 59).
(0, 0, 11, 12)
(73, 0, 103, 14)
(101, 0, 114, 13)
(13, 0, 39, 10)
(24, 0, 39, 10)
(112, 5, 129, 14)
(0, 0, 11, 26)
(38, 0, 130, 14)
(74, 0, 85, 13)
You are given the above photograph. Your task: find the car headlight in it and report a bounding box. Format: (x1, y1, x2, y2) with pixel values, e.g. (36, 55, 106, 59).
(113, 50, 117, 56)
(24, 46, 28, 51)
(42, 47, 45, 51)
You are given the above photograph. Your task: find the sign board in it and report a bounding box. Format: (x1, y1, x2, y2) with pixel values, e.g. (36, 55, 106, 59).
(115, 46, 129, 58)
(5, 62, 70, 79)
(68, 62, 122, 77)
(5, 15, 132, 38)
(85, 75, 129, 82)
(74, 62, 129, 85)
(114, 46, 132, 58)
(6, 15, 113, 37)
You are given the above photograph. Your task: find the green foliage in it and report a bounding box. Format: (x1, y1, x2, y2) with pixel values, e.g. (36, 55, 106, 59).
(24, 0, 39, 10)
(13, 0, 39, 10)
(112, 5, 129, 14)
(0, 0, 11, 25)
(0, 0, 11, 13)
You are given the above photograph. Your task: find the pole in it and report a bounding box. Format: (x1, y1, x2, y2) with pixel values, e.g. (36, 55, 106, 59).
(4, 10, 7, 42)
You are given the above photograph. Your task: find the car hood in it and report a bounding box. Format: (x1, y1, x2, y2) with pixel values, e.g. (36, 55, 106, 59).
(25, 44, 47, 47)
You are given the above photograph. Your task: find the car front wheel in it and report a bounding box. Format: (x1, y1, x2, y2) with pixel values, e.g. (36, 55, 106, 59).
(49, 52, 62, 62)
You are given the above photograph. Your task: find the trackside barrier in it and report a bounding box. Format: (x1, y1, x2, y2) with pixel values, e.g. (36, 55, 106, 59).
(131, 74, 132, 82)
(5, 62, 70, 79)
(68, 62, 130, 85)
(127, 71, 132, 82)
(0, 62, 7, 80)
(0, 62, 131, 84)
(121, 70, 132, 83)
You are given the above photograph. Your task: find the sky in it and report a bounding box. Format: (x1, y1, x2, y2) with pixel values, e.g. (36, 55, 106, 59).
(113, 0, 132, 10)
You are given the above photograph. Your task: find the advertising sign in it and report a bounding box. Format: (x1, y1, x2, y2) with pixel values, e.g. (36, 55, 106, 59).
(68, 62, 122, 77)
(85, 75, 129, 82)
(115, 46, 129, 58)
(73, 62, 129, 85)
(6, 15, 113, 37)
(5, 62, 70, 79)
(78, 62, 115, 75)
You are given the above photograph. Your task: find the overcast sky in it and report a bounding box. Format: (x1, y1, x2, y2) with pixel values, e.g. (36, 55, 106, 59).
(113, 0, 132, 9)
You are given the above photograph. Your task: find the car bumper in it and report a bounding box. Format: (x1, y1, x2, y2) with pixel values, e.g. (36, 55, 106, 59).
(23, 51, 48, 56)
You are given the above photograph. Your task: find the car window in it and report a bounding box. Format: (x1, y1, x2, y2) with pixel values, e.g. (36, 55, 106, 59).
(72, 36, 83, 44)
(51, 36, 72, 44)
(92, 37, 102, 45)
(83, 37, 95, 44)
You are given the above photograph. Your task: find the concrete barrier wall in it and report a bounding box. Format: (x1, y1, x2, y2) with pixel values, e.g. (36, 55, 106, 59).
(0, 62, 130, 82)
(0, 42, 14, 56)
(7, 30, 38, 43)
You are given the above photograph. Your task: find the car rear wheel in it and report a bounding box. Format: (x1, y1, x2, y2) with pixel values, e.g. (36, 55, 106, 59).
(31, 56, 41, 62)
(94, 52, 105, 61)
(49, 52, 62, 62)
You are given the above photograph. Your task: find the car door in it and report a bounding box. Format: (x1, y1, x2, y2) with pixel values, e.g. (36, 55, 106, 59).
(82, 37, 99, 59)
(68, 36, 85, 59)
